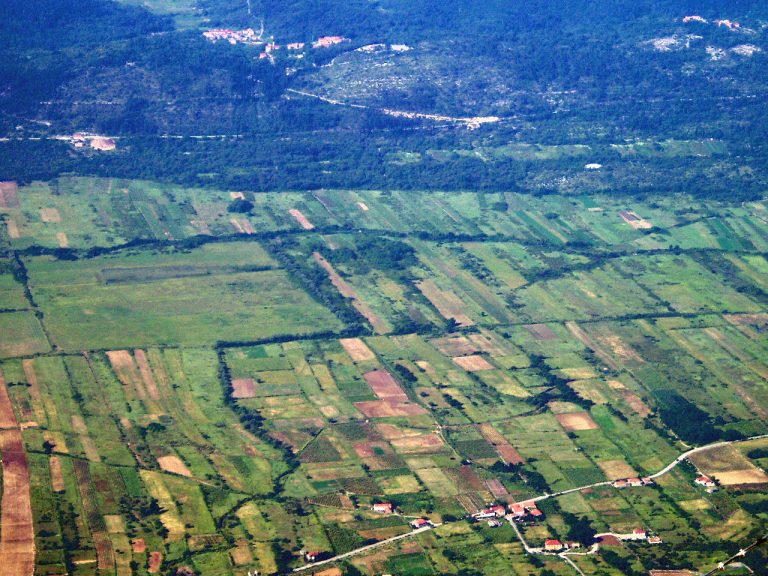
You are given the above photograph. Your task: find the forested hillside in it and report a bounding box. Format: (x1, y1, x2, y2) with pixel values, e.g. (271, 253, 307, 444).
(1, 0, 767, 196)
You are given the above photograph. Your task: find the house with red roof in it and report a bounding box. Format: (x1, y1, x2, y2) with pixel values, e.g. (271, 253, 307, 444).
(695, 476, 716, 488)
(373, 502, 393, 513)
(544, 539, 564, 551)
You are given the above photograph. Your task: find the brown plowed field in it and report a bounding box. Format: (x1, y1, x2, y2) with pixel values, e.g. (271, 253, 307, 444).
(148, 551, 163, 573)
(390, 433, 444, 453)
(157, 455, 192, 477)
(485, 479, 509, 498)
(364, 370, 407, 400)
(452, 355, 494, 372)
(0, 374, 17, 429)
(0, 383, 35, 576)
(525, 323, 557, 340)
(0, 182, 19, 208)
(107, 350, 148, 400)
(354, 400, 428, 418)
(339, 338, 375, 361)
(232, 378, 257, 399)
(430, 336, 477, 357)
(556, 411, 599, 431)
(93, 531, 115, 570)
(134, 350, 161, 401)
(289, 208, 314, 230)
(497, 445, 524, 465)
(50, 455, 65, 492)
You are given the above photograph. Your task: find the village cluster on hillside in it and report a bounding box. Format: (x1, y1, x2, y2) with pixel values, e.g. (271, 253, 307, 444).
(202, 28, 348, 62)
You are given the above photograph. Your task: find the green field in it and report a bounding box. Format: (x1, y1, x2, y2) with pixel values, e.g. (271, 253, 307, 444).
(1, 177, 767, 575)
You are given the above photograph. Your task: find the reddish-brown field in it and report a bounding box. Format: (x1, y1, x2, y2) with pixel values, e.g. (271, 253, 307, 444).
(452, 355, 494, 372)
(0, 431, 35, 575)
(0, 374, 17, 429)
(556, 411, 599, 431)
(0, 181, 19, 208)
(496, 445, 525, 465)
(620, 389, 652, 417)
(148, 551, 163, 573)
(93, 531, 115, 570)
(354, 400, 428, 418)
(0, 376, 35, 576)
(364, 369, 407, 400)
(131, 539, 147, 554)
(230, 539, 254, 566)
(525, 323, 557, 340)
(289, 208, 315, 230)
(232, 377, 257, 399)
(107, 350, 148, 401)
(389, 433, 444, 453)
(431, 335, 477, 357)
(485, 479, 509, 498)
(134, 350, 161, 401)
(339, 337, 375, 361)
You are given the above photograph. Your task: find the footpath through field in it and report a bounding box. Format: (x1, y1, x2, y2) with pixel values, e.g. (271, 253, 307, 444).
(291, 433, 768, 574)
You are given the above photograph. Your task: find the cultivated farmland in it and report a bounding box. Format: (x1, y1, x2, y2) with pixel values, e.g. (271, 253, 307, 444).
(1, 179, 767, 575)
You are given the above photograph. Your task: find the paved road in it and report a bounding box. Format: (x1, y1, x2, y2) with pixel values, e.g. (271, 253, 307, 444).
(292, 524, 440, 573)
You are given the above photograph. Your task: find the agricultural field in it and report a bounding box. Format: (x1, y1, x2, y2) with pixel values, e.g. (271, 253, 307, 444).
(0, 177, 767, 576)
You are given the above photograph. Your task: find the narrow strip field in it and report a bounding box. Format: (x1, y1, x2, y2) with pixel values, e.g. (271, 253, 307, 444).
(0, 373, 35, 576)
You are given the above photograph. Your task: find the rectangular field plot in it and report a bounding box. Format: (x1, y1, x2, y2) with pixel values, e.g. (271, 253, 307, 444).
(25, 244, 342, 350)
(0, 311, 50, 358)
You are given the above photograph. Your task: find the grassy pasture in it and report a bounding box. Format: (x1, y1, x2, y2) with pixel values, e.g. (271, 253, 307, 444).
(25, 244, 341, 350)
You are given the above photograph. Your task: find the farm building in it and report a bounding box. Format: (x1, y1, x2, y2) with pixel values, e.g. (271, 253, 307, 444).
(544, 539, 564, 551)
(410, 518, 431, 529)
(695, 476, 716, 487)
(372, 502, 393, 513)
(305, 551, 324, 562)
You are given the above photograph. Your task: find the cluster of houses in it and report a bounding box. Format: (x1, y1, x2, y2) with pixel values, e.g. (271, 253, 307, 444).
(682, 16, 747, 31)
(258, 36, 347, 61)
(545, 528, 662, 552)
(202, 28, 262, 45)
(599, 527, 663, 545)
(611, 476, 654, 489)
(202, 27, 349, 62)
(57, 133, 116, 151)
